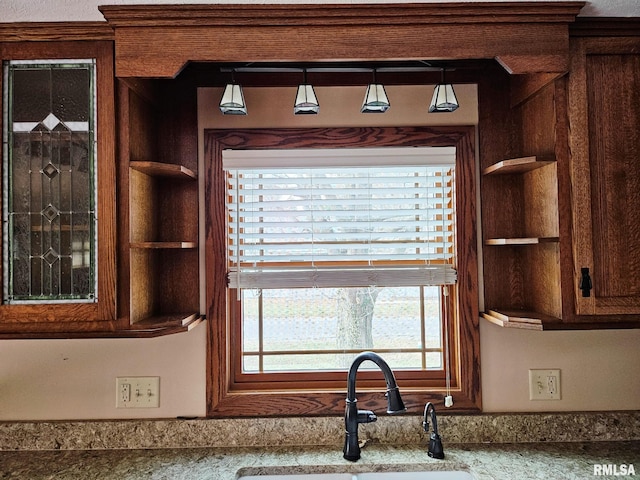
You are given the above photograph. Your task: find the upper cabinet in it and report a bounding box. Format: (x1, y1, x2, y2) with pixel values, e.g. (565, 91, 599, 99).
(98, 2, 587, 336)
(479, 67, 565, 330)
(480, 19, 640, 330)
(117, 79, 202, 333)
(6, 4, 638, 336)
(566, 21, 640, 322)
(0, 40, 118, 335)
(0, 29, 202, 337)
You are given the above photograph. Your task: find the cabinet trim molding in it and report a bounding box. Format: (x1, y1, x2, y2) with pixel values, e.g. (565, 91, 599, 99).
(99, 2, 585, 78)
(0, 22, 114, 41)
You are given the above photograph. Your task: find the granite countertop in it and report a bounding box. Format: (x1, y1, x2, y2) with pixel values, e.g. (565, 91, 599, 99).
(1, 413, 639, 479)
(1, 442, 639, 480)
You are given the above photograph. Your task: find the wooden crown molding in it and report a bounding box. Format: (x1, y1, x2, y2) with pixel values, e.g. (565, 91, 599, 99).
(99, 2, 585, 78)
(570, 17, 640, 37)
(0, 22, 114, 42)
(99, 2, 585, 27)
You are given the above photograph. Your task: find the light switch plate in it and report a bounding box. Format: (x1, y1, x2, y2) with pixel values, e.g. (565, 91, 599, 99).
(529, 369, 561, 400)
(116, 377, 160, 408)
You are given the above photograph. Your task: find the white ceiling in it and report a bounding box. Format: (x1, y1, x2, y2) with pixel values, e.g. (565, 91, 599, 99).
(0, 0, 639, 23)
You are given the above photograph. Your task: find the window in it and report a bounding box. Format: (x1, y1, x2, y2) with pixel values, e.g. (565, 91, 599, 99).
(206, 127, 480, 416)
(3, 59, 97, 303)
(224, 148, 456, 373)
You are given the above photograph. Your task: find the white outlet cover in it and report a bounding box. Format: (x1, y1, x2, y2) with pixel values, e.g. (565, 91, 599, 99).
(529, 369, 561, 401)
(116, 377, 160, 408)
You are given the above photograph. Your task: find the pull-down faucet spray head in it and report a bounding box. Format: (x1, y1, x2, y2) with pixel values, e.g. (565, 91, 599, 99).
(386, 385, 405, 414)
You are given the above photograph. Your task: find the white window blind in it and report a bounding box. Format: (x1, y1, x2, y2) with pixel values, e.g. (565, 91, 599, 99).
(224, 147, 457, 289)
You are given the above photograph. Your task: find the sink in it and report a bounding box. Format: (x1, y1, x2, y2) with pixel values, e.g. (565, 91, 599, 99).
(360, 474, 474, 480)
(238, 471, 474, 480)
(239, 476, 351, 480)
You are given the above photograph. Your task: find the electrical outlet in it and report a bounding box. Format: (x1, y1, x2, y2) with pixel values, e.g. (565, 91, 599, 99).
(120, 382, 131, 403)
(529, 369, 561, 400)
(116, 377, 160, 408)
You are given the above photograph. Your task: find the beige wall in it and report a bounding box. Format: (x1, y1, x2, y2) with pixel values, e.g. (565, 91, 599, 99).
(0, 325, 207, 420)
(0, 84, 639, 421)
(481, 322, 640, 412)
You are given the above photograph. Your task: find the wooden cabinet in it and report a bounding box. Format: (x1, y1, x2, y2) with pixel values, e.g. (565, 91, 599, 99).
(479, 67, 566, 330)
(566, 28, 640, 321)
(0, 34, 201, 337)
(481, 22, 640, 330)
(481, 156, 560, 330)
(0, 40, 118, 335)
(118, 80, 202, 333)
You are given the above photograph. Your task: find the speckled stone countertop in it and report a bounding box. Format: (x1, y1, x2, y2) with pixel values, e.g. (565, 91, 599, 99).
(1, 412, 639, 479)
(2, 412, 639, 450)
(1, 442, 639, 480)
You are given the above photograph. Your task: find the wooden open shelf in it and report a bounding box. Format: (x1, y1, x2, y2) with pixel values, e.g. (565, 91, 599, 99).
(123, 82, 201, 331)
(483, 155, 555, 175)
(130, 160, 196, 180)
(130, 241, 197, 249)
(129, 227, 199, 326)
(128, 161, 200, 326)
(133, 313, 202, 329)
(485, 237, 559, 246)
(480, 126, 561, 329)
(481, 308, 560, 330)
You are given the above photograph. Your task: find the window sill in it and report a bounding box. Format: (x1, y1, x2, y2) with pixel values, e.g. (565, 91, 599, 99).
(209, 388, 481, 417)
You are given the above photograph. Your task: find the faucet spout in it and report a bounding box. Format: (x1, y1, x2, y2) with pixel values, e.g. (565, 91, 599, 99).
(423, 402, 445, 459)
(343, 351, 406, 462)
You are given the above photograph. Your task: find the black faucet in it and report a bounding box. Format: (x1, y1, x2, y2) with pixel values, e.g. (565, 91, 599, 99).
(343, 351, 406, 462)
(423, 402, 445, 459)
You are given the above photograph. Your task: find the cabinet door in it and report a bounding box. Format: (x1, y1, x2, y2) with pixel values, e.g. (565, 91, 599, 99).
(0, 41, 117, 331)
(568, 37, 640, 316)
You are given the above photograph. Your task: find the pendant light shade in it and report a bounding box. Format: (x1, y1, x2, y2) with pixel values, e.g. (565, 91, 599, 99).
(219, 72, 247, 115)
(361, 70, 390, 113)
(294, 69, 319, 115)
(429, 69, 459, 113)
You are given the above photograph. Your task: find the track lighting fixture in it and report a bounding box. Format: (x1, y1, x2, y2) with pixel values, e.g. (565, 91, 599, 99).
(361, 69, 390, 113)
(219, 70, 247, 115)
(429, 69, 459, 113)
(294, 69, 319, 115)
(217, 63, 462, 115)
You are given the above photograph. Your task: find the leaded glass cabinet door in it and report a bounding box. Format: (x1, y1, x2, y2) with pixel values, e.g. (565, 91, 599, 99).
(0, 41, 117, 330)
(3, 60, 96, 303)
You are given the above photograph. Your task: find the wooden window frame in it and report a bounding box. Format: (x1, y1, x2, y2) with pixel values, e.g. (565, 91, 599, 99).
(0, 41, 117, 331)
(230, 286, 455, 384)
(205, 126, 480, 416)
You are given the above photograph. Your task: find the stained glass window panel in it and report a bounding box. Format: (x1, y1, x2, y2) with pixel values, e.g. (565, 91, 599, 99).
(2, 60, 96, 303)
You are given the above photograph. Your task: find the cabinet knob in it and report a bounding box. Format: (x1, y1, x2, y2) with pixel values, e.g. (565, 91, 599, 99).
(579, 267, 592, 297)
